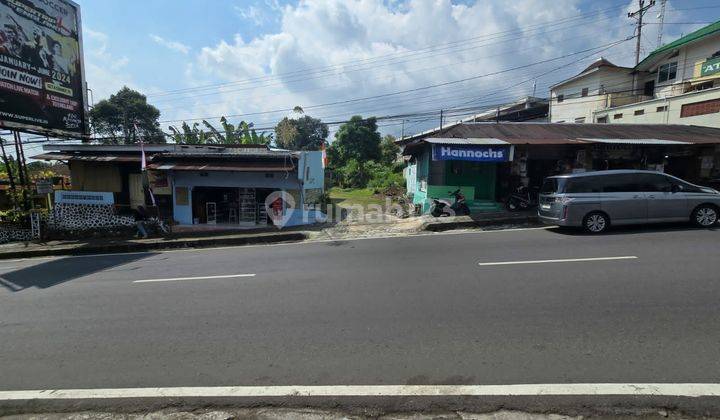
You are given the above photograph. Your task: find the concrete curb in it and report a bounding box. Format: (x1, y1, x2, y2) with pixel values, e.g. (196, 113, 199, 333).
(0, 232, 307, 260)
(422, 215, 540, 232)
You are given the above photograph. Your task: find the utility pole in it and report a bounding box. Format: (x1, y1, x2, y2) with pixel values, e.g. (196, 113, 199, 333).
(400, 120, 405, 140)
(628, 0, 655, 93)
(439, 110, 443, 135)
(628, 0, 656, 66)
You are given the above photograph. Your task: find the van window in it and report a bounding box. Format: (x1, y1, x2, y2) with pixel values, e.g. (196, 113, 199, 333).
(638, 173, 671, 192)
(602, 174, 641, 192)
(541, 178, 558, 194)
(565, 176, 602, 193)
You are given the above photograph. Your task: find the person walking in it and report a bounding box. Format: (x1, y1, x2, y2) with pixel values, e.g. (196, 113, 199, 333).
(134, 205, 149, 239)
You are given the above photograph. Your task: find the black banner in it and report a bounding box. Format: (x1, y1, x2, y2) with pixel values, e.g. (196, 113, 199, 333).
(0, 0, 86, 136)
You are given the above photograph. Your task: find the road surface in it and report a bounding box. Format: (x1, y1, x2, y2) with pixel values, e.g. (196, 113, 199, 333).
(1, 224, 720, 412)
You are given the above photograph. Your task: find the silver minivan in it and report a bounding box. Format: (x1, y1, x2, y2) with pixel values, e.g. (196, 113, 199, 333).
(538, 170, 720, 233)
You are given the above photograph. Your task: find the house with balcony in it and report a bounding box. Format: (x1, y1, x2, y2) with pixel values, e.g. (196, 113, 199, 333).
(549, 20, 720, 127)
(549, 58, 636, 124)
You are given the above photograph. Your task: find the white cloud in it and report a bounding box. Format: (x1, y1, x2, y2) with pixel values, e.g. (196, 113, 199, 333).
(150, 34, 191, 54)
(235, 4, 265, 26)
(155, 0, 695, 136)
(83, 27, 134, 101)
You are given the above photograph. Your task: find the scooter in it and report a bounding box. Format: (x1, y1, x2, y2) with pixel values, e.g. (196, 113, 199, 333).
(505, 184, 538, 211)
(430, 189, 470, 217)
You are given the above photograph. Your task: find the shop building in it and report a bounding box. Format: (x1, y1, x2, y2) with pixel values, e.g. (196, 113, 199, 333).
(398, 123, 720, 213)
(34, 144, 325, 227)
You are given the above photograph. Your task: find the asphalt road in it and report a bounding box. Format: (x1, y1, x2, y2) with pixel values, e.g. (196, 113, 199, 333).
(1, 224, 720, 393)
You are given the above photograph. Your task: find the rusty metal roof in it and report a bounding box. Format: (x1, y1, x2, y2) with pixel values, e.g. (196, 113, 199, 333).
(402, 123, 720, 147)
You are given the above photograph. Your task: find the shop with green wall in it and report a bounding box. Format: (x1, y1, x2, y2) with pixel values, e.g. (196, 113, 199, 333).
(403, 141, 512, 213)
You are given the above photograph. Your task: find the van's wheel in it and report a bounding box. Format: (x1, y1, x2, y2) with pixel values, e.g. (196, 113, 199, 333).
(692, 204, 718, 228)
(583, 211, 609, 234)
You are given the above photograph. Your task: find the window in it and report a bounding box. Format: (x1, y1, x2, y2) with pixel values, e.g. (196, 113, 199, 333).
(656, 105, 668, 112)
(556, 94, 564, 103)
(637, 173, 671, 192)
(565, 176, 603, 193)
(634, 109, 644, 116)
(602, 174, 641, 192)
(613, 113, 623, 119)
(596, 116, 608, 123)
(581, 88, 589, 97)
(658, 62, 677, 83)
(680, 98, 720, 118)
(574, 117, 586, 123)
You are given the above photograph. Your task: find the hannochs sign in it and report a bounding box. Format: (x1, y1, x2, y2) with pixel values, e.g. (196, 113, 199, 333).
(432, 144, 512, 162)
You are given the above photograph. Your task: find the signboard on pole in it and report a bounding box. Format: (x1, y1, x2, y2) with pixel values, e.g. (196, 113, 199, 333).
(0, 0, 87, 137)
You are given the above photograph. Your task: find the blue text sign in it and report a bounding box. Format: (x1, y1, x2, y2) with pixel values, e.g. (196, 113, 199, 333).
(432, 144, 511, 162)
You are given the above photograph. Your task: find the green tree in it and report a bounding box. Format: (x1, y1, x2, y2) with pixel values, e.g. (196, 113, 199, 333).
(379, 134, 400, 166)
(89, 86, 165, 144)
(169, 117, 272, 145)
(274, 115, 328, 151)
(328, 115, 381, 168)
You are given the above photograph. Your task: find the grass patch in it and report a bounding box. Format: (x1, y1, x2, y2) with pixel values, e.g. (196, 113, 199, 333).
(328, 187, 386, 209)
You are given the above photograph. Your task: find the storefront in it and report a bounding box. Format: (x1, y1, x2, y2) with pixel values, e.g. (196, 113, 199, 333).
(400, 123, 720, 213)
(35, 144, 326, 228)
(403, 139, 513, 213)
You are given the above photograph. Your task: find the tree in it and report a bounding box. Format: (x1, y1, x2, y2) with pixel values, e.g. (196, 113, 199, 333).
(89, 86, 165, 144)
(274, 114, 328, 151)
(379, 134, 400, 166)
(169, 117, 272, 145)
(328, 115, 381, 168)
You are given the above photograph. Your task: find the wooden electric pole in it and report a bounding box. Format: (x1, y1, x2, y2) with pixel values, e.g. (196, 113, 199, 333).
(628, 0, 655, 91)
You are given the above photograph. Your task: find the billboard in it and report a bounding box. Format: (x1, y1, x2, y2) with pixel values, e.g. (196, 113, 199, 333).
(0, 0, 87, 137)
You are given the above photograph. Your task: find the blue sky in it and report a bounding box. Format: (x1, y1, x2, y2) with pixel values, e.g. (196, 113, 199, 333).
(73, 0, 720, 139)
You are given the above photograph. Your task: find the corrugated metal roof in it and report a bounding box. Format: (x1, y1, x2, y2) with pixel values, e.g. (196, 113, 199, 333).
(32, 152, 142, 162)
(580, 138, 689, 145)
(407, 123, 720, 145)
(147, 162, 295, 172)
(424, 138, 510, 145)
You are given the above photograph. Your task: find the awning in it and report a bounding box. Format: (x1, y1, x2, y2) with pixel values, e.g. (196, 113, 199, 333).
(423, 137, 510, 145)
(147, 162, 296, 172)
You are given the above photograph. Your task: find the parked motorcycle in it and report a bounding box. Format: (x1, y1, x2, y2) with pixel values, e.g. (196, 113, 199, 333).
(430, 189, 470, 217)
(505, 184, 539, 211)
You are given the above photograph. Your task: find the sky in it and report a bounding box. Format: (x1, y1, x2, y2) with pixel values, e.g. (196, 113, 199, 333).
(73, 0, 720, 141)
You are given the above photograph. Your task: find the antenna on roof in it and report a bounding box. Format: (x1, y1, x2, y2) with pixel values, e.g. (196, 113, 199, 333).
(656, 0, 667, 48)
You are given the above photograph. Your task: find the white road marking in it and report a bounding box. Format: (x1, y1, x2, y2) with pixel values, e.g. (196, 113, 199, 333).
(478, 256, 638, 266)
(133, 273, 256, 284)
(1, 383, 720, 400)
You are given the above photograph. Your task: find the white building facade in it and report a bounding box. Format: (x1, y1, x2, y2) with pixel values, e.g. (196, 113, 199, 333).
(549, 20, 720, 128)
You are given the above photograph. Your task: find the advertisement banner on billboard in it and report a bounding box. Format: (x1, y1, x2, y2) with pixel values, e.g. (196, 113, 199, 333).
(0, 0, 87, 137)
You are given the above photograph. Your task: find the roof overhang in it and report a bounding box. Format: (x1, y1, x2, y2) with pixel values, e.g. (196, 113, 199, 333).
(147, 162, 296, 172)
(579, 138, 690, 145)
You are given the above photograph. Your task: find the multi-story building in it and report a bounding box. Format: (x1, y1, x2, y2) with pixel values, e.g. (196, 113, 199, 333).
(549, 20, 720, 127)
